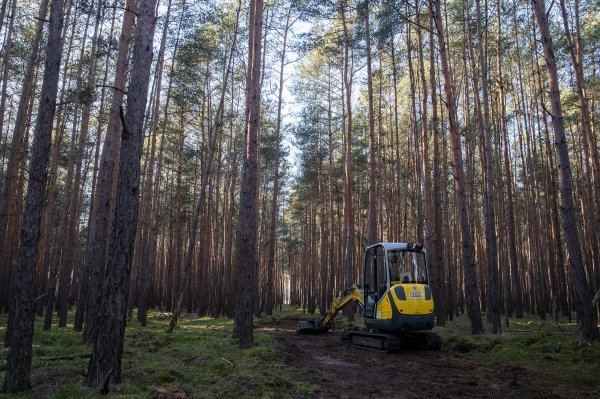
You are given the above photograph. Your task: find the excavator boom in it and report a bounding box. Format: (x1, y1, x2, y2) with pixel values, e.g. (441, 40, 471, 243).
(297, 285, 362, 333)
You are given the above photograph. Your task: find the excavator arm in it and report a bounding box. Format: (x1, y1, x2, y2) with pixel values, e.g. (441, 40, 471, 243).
(297, 285, 363, 333)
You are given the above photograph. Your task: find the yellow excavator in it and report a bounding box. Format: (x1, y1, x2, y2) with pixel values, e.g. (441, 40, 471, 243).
(297, 242, 441, 352)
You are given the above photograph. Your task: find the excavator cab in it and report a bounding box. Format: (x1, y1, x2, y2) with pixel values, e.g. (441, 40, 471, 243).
(298, 242, 440, 352)
(363, 243, 434, 333)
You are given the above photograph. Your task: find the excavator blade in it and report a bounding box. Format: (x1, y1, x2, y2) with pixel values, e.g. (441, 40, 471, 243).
(296, 320, 318, 333)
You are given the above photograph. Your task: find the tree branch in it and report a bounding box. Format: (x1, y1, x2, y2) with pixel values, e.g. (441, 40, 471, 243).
(96, 84, 127, 95)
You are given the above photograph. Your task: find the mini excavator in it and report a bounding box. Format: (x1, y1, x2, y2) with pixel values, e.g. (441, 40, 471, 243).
(297, 242, 441, 352)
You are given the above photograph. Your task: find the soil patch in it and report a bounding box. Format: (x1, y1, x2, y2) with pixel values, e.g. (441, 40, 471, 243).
(258, 321, 565, 399)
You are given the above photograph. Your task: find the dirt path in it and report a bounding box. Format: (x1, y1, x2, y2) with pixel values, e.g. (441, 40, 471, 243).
(259, 321, 562, 399)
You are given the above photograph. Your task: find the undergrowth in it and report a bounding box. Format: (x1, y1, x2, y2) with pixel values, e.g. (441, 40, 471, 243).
(434, 313, 600, 397)
(438, 313, 600, 363)
(0, 311, 293, 398)
(1, 307, 599, 398)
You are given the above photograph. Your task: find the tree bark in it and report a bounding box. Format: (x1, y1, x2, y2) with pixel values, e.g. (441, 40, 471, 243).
(474, 0, 501, 333)
(559, 0, 600, 277)
(340, 0, 355, 321)
(58, 4, 101, 328)
(363, 1, 377, 245)
(168, 2, 240, 331)
(233, 0, 263, 348)
(499, 0, 522, 319)
(0, 0, 17, 138)
(84, 0, 158, 388)
(429, 9, 446, 325)
(83, 0, 139, 344)
(430, 0, 483, 334)
(266, 4, 291, 316)
(1, 0, 49, 345)
(136, 0, 176, 327)
(75, 3, 119, 332)
(1, 0, 65, 391)
(532, 0, 598, 341)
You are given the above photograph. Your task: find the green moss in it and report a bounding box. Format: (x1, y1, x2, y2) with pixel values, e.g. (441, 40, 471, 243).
(296, 380, 312, 394)
(0, 309, 296, 399)
(52, 386, 89, 399)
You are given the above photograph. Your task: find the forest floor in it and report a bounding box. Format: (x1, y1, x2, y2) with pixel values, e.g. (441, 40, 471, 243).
(0, 307, 599, 398)
(262, 310, 600, 398)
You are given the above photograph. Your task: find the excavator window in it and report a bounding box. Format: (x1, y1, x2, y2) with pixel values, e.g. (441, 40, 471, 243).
(400, 273, 410, 283)
(364, 248, 376, 318)
(376, 246, 387, 297)
(388, 250, 428, 285)
(389, 254, 401, 284)
(363, 245, 387, 318)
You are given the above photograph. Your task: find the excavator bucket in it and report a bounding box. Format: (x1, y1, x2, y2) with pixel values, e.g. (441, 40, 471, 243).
(296, 320, 318, 334)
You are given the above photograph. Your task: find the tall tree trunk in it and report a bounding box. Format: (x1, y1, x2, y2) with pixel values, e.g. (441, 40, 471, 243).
(327, 63, 336, 309)
(58, 3, 103, 328)
(363, 1, 377, 245)
(1, 0, 49, 345)
(41, 1, 77, 331)
(1, 0, 65, 391)
(532, 0, 598, 341)
(559, 0, 600, 276)
(168, 3, 240, 331)
(416, 0, 432, 271)
(84, 0, 158, 388)
(430, 0, 483, 334)
(340, 0, 355, 321)
(406, 2, 423, 242)
(233, 0, 263, 348)
(75, 2, 119, 332)
(83, 0, 139, 344)
(0, 0, 17, 138)
(136, 0, 176, 326)
(266, 4, 291, 316)
(429, 9, 446, 325)
(474, 0, 501, 333)
(499, 0, 522, 318)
